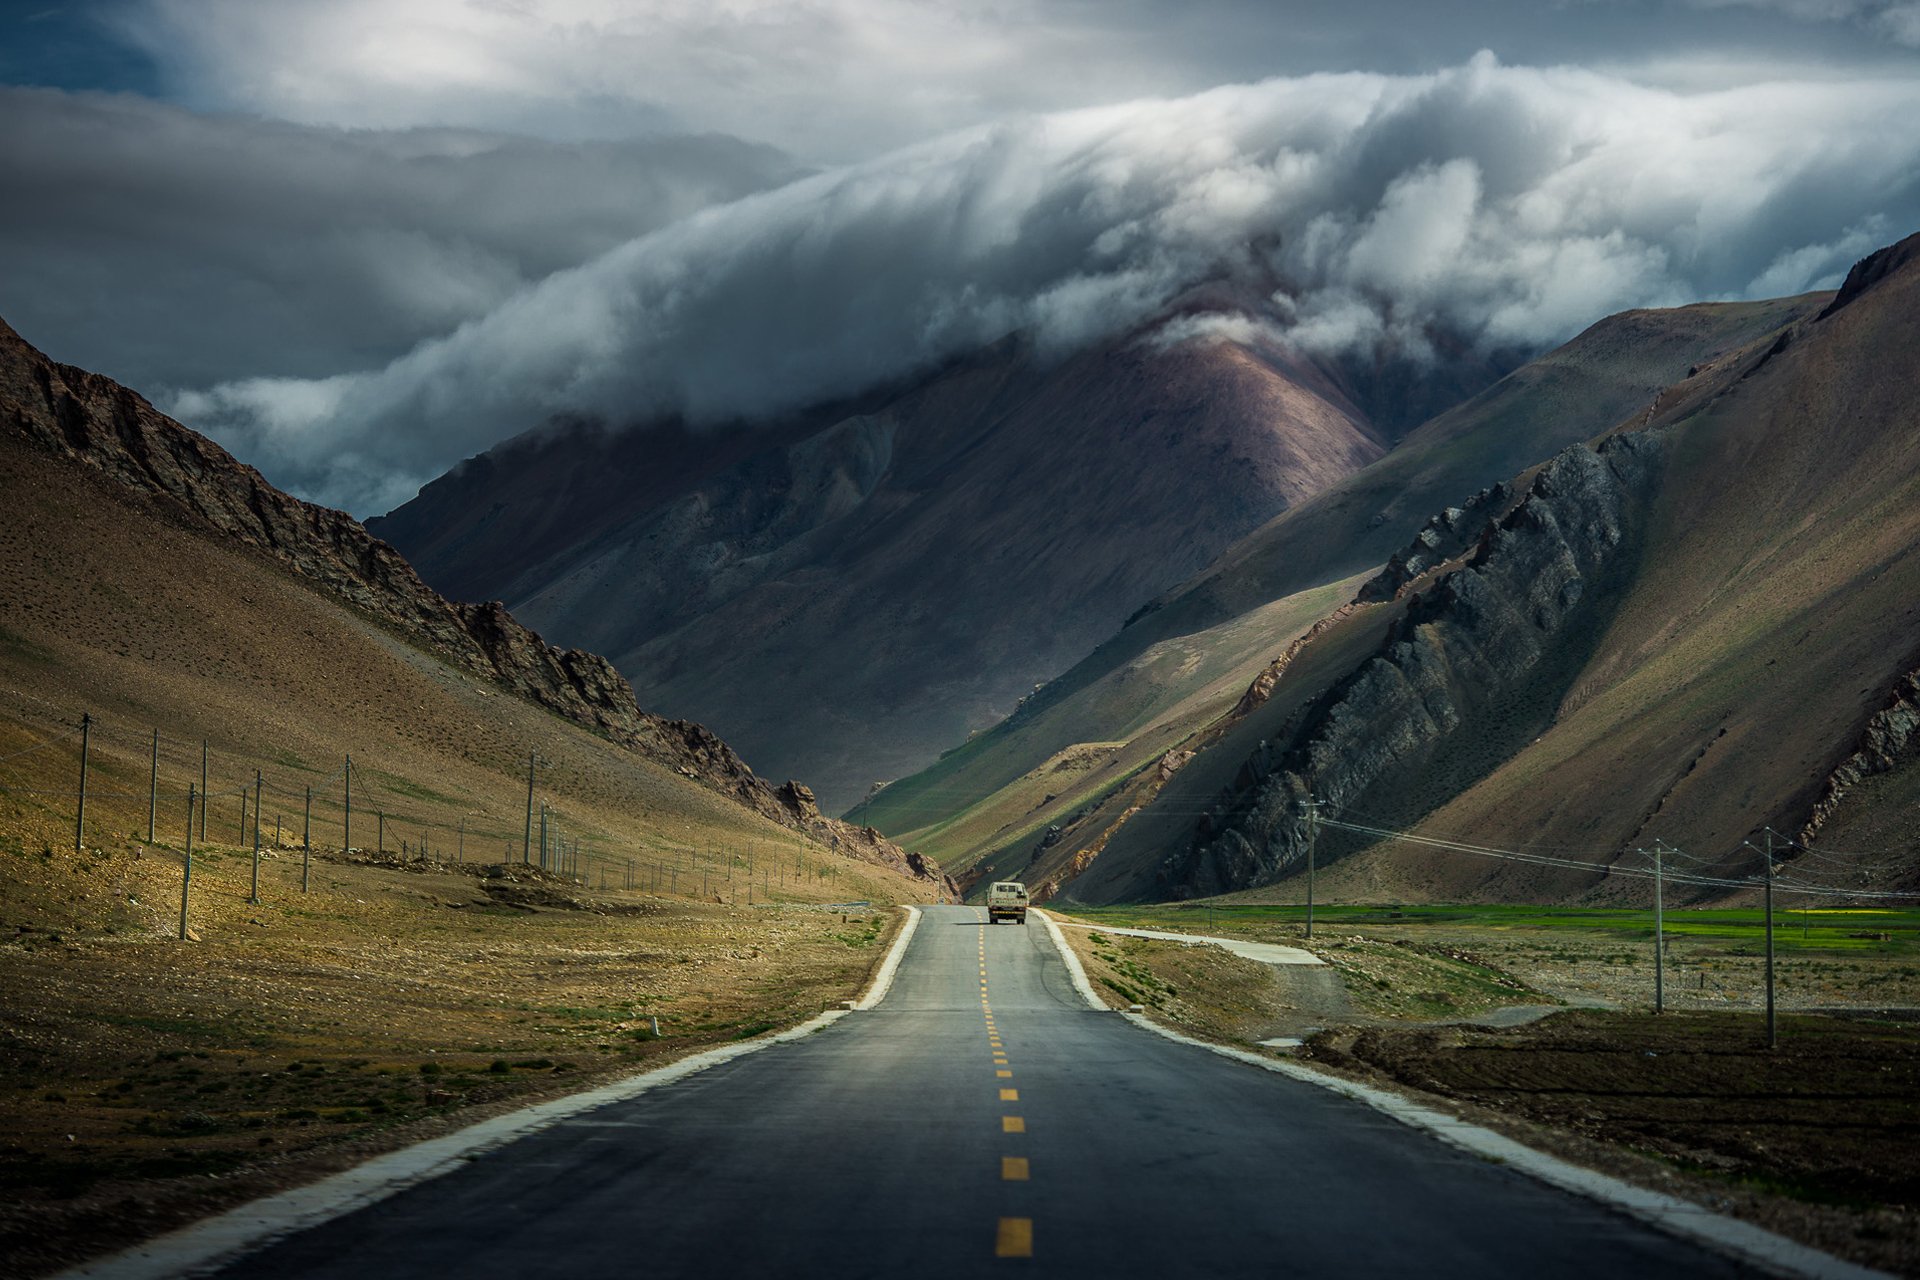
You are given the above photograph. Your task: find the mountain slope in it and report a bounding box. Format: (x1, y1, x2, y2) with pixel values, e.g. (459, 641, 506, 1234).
(849, 295, 1824, 866)
(1070, 234, 1920, 904)
(374, 295, 1503, 810)
(0, 317, 949, 895)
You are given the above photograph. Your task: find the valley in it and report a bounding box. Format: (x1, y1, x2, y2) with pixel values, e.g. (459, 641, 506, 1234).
(7, 14, 1920, 1279)
(4, 201, 1917, 1280)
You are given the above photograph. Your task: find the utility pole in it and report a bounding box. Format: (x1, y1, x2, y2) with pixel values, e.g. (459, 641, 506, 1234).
(148, 728, 158, 843)
(248, 769, 263, 904)
(302, 786, 312, 893)
(74, 712, 91, 854)
(457, 816, 465, 863)
(1650, 843, 1665, 1014)
(1299, 795, 1320, 940)
(1764, 830, 1777, 1049)
(377, 810, 385, 854)
(343, 754, 352, 852)
(180, 785, 196, 941)
(539, 802, 549, 871)
(524, 752, 539, 865)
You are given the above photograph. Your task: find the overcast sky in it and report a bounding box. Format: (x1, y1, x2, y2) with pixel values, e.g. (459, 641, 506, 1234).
(5, 0, 1917, 514)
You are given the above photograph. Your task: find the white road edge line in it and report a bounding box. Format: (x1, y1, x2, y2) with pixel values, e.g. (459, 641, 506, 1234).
(854, 901, 922, 1010)
(1033, 908, 1886, 1280)
(58, 903, 926, 1280)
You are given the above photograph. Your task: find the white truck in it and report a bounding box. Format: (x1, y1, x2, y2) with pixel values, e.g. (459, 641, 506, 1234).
(986, 881, 1029, 925)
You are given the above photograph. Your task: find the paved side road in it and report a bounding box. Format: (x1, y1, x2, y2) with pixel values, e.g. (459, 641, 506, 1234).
(213, 905, 1755, 1279)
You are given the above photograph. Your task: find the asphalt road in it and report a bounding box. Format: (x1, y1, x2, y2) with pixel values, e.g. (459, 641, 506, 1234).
(218, 905, 1754, 1278)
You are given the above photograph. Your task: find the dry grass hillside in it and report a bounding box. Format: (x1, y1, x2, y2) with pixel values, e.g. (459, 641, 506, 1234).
(1382, 239, 1920, 899)
(1068, 235, 1920, 905)
(0, 324, 944, 1275)
(855, 296, 1827, 896)
(0, 433, 932, 900)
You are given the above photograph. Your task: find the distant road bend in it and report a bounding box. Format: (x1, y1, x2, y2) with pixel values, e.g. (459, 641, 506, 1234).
(219, 906, 1751, 1279)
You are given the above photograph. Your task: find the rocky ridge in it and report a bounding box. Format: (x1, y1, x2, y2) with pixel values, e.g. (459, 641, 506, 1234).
(1164, 434, 1667, 897)
(0, 316, 953, 897)
(1354, 482, 1516, 605)
(1800, 666, 1920, 847)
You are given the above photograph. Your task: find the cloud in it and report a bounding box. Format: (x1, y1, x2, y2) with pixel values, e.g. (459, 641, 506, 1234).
(106, 0, 1920, 164)
(0, 86, 798, 391)
(160, 55, 1920, 518)
(1683, 0, 1920, 44)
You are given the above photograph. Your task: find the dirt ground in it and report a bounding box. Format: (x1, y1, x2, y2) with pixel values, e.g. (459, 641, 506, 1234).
(0, 836, 903, 1278)
(1056, 915, 1920, 1276)
(1310, 1011, 1920, 1273)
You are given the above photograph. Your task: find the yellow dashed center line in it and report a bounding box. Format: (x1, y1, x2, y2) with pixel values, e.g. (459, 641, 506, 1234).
(995, 1217, 1033, 1258)
(983, 917, 1031, 1260)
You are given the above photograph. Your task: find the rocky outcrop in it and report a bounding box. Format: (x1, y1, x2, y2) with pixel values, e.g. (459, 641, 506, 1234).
(1800, 667, 1920, 846)
(1230, 603, 1361, 719)
(1164, 434, 1666, 897)
(0, 316, 953, 898)
(1818, 231, 1920, 320)
(1354, 483, 1514, 604)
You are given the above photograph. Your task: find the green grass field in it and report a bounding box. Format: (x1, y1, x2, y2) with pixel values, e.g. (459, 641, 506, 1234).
(1066, 902, 1920, 957)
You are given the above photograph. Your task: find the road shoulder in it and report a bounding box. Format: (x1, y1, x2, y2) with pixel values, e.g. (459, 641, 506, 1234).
(58, 905, 926, 1280)
(1032, 909, 1885, 1280)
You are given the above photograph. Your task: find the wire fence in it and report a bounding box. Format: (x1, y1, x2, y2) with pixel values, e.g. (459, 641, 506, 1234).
(0, 696, 857, 931)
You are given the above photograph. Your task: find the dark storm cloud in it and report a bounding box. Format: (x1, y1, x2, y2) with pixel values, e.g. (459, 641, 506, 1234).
(107, 0, 1920, 162)
(166, 57, 1920, 517)
(0, 86, 800, 391)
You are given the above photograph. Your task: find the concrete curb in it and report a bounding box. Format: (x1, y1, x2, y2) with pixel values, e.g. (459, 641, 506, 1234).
(59, 903, 926, 1280)
(1034, 906, 1883, 1280)
(1031, 908, 1102, 1007)
(1051, 919, 1324, 966)
(854, 903, 921, 1009)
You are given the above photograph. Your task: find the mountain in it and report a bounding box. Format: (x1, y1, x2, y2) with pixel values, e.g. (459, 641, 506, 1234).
(847, 293, 1827, 874)
(372, 288, 1514, 811)
(0, 316, 951, 897)
(958, 232, 1920, 905)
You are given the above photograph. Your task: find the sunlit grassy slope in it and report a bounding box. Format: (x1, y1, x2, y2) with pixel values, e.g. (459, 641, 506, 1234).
(0, 434, 928, 905)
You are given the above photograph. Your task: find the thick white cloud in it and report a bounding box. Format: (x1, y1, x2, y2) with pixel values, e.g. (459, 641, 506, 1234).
(165, 56, 1920, 517)
(0, 87, 797, 390)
